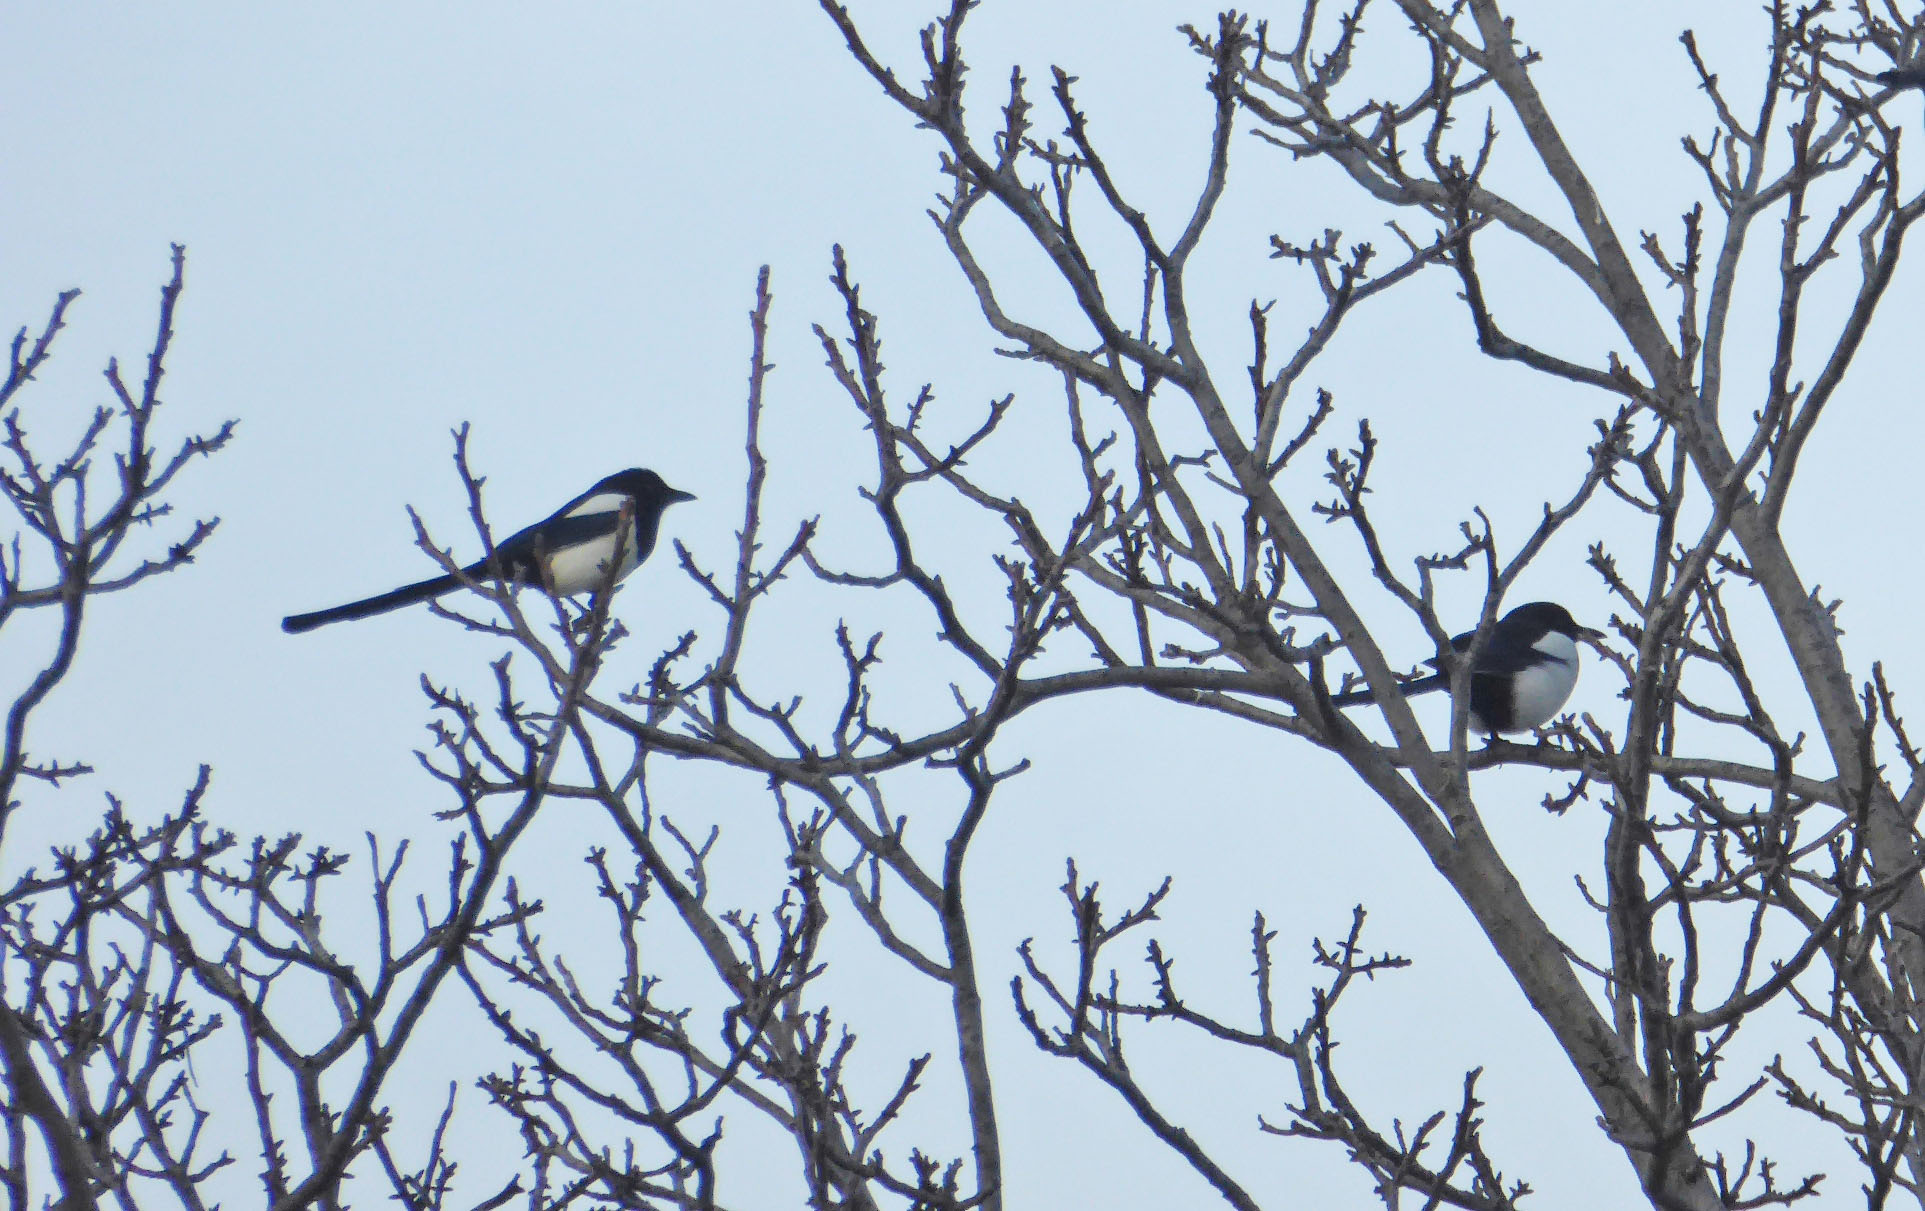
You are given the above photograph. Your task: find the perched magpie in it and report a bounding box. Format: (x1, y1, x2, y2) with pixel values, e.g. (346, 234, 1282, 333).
(1330, 601, 1604, 735)
(282, 468, 694, 633)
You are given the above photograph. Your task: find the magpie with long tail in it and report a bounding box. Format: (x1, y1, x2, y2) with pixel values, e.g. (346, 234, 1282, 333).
(282, 468, 694, 633)
(1329, 601, 1604, 735)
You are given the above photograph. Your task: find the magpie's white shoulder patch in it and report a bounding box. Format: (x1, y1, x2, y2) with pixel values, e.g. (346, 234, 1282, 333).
(1532, 631, 1578, 665)
(564, 491, 630, 519)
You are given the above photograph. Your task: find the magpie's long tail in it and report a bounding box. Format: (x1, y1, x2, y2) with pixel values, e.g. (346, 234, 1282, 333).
(281, 573, 460, 633)
(1329, 671, 1448, 708)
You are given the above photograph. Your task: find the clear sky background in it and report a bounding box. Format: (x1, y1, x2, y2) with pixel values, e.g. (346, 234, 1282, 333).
(2, 2, 1918, 1206)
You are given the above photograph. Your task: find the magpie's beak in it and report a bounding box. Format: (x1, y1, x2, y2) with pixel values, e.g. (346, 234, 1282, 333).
(1580, 625, 1607, 643)
(666, 487, 697, 505)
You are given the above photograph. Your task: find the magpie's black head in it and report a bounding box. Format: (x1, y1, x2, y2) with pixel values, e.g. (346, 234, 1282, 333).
(597, 468, 696, 509)
(1505, 601, 1604, 642)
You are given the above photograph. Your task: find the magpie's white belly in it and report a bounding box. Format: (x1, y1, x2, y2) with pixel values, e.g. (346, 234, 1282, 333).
(544, 533, 637, 595)
(1499, 632, 1581, 732)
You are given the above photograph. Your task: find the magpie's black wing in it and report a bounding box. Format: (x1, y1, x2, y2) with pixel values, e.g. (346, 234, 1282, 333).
(1468, 645, 1557, 676)
(470, 508, 628, 579)
(1434, 626, 1559, 676)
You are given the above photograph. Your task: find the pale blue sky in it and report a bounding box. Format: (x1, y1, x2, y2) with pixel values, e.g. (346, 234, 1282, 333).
(1, 2, 1909, 1205)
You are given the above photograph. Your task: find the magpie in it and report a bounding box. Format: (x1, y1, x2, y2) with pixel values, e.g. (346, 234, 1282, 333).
(1329, 601, 1604, 735)
(282, 468, 694, 633)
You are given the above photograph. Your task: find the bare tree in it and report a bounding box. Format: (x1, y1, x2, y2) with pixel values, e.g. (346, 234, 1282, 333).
(11, 2, 1925, 1208)
(0, 247, 233, 1207)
